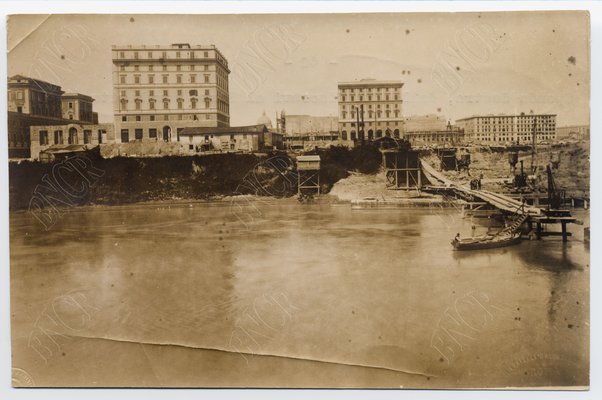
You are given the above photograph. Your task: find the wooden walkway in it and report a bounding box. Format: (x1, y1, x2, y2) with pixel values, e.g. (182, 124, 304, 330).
(420, 160, 543, 216)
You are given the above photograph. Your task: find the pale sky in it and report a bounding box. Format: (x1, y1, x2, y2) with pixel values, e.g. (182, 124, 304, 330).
(7, 11, 590, 126)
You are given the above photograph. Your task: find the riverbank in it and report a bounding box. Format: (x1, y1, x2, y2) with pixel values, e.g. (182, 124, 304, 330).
(328, 171, 460, 208)
(9, 144, 385, 211)
(9, 142, 588, 211)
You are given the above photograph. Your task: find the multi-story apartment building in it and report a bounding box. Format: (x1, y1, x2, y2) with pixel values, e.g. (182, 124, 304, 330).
(7, 75, 98, 158)
(455, 113, 557, 144)
(8, 74, 63, 117)
(61, 93, 98, 123)
(337, 79, 404, 141)
(112, 43, 230, 143)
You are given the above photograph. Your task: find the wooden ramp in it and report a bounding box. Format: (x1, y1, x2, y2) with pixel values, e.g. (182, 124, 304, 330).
(420, 159, 543, 216)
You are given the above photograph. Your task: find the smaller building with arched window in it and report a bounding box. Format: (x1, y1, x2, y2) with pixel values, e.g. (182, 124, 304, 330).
(29, 123, 115, 160)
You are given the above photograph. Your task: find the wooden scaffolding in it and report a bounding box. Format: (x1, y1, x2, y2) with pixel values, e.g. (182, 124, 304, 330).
(382, 149, 423, 190)
(296, 155, 321, 196)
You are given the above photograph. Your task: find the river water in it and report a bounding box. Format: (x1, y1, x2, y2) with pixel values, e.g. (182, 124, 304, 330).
(10, 199, 589, 388)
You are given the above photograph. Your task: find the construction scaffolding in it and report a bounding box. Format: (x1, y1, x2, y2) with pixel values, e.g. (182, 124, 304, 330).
(382, 149, 423, 189)
(296, 155, 321, 196)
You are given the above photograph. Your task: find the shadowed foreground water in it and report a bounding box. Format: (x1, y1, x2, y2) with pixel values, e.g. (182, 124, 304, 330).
(10, 199, 589, 388)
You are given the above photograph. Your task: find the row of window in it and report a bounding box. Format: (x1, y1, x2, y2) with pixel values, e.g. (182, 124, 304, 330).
(38, 129, 106, 146)
(120, 97, 212, 111)
(340, 94, 400, 102)
(339, 129, 401, 141)
(474, 117, 556, 123)
(339, 87, 400, 94)
(118, 50, 211, 60)
(25, 104, 62, 118)
(341, 103, 399, 110)
(120, 64, 210, 72)
(340, 121, 401, 128)
(119, 74, 211, 85)
(472, 134, 556, 141)
(120, 114, 212, 122)
(121, 89, 210, 97)
(407, 135, 458, 142)
(118, 129, 244, 146)
(475, 127, 556, 133)
(341, 110, 401, 119)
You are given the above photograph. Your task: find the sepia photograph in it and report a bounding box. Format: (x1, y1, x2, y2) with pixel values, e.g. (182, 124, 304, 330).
(5, 7, 591, 391)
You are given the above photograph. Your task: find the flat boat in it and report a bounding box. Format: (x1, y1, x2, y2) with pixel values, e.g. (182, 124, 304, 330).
(451, 232, 522, 251)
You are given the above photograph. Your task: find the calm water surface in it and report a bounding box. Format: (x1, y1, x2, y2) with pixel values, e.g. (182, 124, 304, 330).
(10, 200, 589, 387)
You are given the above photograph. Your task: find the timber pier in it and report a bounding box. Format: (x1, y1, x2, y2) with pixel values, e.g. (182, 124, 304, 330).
(420, 159, 578, 242)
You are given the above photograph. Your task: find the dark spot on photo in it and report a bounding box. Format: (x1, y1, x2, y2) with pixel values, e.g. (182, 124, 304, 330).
(567, 56, 576, 65)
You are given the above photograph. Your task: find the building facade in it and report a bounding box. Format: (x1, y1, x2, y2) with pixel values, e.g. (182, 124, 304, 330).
(30, 123, 115, 160)
(178, 124, 282, 154)
(8, 75, 63, 117)
(7, 75, 98, 158)
(61, 93, 98, 123)
(455, 114, 557, 144)
(283, 114, 338, 135)
(283, 133, 353, 151)
(112, 43, 231, 144)
(337, 79, 404, 141)
(556, 125, 589, 141)
(405, 127, 465, 146)
(403, 114, 447, 132)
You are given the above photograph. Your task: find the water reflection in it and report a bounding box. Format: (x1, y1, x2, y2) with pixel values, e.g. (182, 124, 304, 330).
(10, 201, 589, 387)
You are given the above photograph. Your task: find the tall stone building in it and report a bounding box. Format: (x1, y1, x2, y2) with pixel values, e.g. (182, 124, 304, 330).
(337, 79, 404, 141)
(112, 43, 230, 143)
(455, 113, 557, 144)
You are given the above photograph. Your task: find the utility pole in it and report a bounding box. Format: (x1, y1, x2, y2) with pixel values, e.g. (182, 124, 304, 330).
(355, 106, 362, 143)
(360, 104, 365, 141)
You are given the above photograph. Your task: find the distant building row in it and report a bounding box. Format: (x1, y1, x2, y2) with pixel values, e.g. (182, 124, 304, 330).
(8, 43, 581, 160)
(456, 113, 557, 144)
